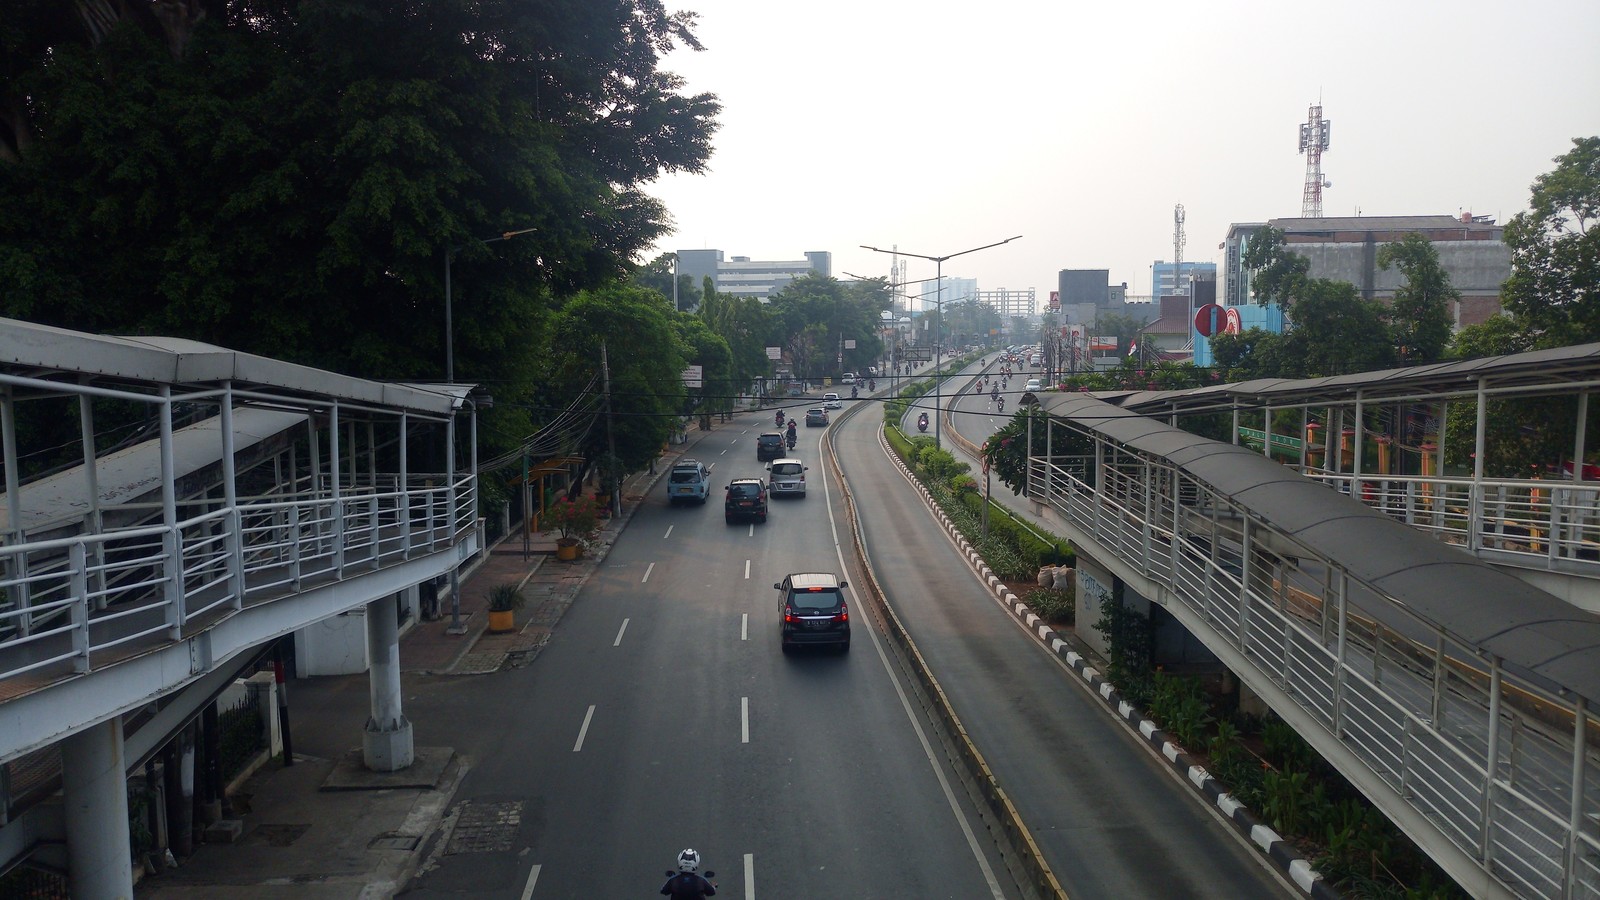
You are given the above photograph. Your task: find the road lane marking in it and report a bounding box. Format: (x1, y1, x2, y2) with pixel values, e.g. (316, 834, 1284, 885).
(720, 448, 727, 455)
(741, 696, 749, 743)
(744, 854, 755, 899)
(642, 562, 655, 583)
(747, 524, 754, 537)
(744, 559, 751, 579)
(519, 863, 542, 900)
(741, 613, 748, 641)
(613, 619, 629, 646)
(573, 705, 595, 752)
(828, 439, 1005, 898)
(663, 525, 673, 539)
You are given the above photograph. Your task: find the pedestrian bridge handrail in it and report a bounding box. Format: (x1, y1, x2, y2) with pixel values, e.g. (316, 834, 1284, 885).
(0, 474, 473, 688)
(1025, 414, 1599, 899)
(1296, 470, 1600, 579)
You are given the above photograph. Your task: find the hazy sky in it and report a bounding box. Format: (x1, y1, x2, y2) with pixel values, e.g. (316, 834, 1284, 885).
(644, 0, 1600, 307)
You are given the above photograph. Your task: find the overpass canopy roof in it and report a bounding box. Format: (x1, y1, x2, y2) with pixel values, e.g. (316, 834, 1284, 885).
(1034, 391, 1600, 706)
(0, 317, 470, 417)
(1109, 342, 1600, 416)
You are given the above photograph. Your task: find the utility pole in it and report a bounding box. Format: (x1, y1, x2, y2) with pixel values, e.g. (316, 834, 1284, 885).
(600, 342, 621, 518)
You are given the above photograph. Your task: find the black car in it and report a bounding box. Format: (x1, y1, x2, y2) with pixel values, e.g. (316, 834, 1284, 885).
(804, 408, 828, 427)
(777, 572, 850, 653)
(725, 478, 769, 524)
(756, 432, 786, 461)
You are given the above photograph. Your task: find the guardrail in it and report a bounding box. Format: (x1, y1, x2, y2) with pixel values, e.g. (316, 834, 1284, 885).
(1027, 438, 1600, 900)
(0, 475, 474, 686)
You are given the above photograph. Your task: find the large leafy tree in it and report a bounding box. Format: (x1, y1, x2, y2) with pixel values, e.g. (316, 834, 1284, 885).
(767, 274, 889, 380)
(0, 0, 719, 395)
(1377, 233, 1457, 364)
(1499, 136, 1600, 345)
(543, 284, 686, 480)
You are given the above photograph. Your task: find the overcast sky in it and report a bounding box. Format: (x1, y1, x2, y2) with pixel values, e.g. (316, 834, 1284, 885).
(643, 0, 1600, 307)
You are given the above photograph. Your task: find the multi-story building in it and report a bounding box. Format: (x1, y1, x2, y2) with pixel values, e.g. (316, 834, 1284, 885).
(1221, 214, 1508, 326)
(1150, 261, 1217, 301)
(676, 249, 833, 303)
(978, 288, 1036, 322)
(1056, 269, 1156, 329)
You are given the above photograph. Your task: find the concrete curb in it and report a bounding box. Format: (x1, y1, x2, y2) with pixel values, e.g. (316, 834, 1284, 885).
(879, 427, 1339, 900)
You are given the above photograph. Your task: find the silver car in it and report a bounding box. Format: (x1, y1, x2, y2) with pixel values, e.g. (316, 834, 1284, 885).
(766, 458, 808, 497)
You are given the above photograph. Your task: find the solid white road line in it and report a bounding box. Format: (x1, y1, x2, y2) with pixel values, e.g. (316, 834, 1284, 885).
(744, 854, 755, 899)
(573, 705, 595, 752)
(741, 613, 748, 641)
(744, 559, 751, 579)
(663, 525, 674, 539)
(519, 863, 542, 900)
(741, 696, 750, 744)
(825, 443, 1006, 899)
(642, 562, 655, 583)
(613, 618, 629, 647)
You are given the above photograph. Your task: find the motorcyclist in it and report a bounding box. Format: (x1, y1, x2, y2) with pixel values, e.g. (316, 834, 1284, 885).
(851, 386, 858, 399)
(775, 409, 785, 426)
(997, 396, 1006, 412)
(917, 411, 929, 432)
(990, 385, 999, 402)
(661, 848, 717, 898)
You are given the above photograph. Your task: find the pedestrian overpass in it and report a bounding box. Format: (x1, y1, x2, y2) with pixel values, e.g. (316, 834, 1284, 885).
(1019, 346, 1600, 899)
(0, 319, 480, 896)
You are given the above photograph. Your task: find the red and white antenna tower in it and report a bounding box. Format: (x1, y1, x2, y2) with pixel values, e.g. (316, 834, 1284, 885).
(1298, 102, 1332, 217)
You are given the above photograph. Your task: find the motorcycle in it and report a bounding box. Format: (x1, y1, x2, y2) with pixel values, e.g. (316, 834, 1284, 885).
(917, 412, 929, 433)
(997, 397, 1006, 413)
(786, 430, 797, 450)
(775, 409, 785, 427)
(850, 386, 858, 399)
(662, 869, 717, 898)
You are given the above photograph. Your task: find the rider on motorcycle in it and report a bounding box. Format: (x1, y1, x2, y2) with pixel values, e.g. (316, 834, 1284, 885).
(661, 849, 717, 898)
(998, 397, 1006, 412)
(775, 409, 784, 426)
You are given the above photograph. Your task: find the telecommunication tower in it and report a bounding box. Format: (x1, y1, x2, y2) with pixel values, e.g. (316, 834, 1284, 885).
(1173, 203, 1186, 290)
(1298, 103, 1332, 217)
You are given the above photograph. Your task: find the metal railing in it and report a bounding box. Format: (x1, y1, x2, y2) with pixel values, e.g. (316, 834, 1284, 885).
(0, 475, 474, 686)
(1028, 444, 1599, 900)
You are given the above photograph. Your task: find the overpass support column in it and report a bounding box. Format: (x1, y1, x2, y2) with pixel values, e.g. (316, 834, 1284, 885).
(63, 719, 133, 899)
(363, 595, 414, 771)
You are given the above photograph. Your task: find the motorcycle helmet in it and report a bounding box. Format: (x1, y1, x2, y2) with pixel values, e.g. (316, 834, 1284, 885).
(676, 848, 701, 873)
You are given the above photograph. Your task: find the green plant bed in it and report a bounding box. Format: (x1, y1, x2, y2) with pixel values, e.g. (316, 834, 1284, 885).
(1024, 587, 1074, 624)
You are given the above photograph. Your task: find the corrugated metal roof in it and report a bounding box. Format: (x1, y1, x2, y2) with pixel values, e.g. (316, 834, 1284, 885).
(1035, 392, 1600, 703)
(0, 318, 465, 415)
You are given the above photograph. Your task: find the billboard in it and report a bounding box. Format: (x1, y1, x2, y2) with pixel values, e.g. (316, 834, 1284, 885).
(1089, 335, 1118, 352)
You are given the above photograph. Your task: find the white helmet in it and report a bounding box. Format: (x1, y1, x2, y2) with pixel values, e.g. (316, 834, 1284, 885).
(676, 848, 701, 873)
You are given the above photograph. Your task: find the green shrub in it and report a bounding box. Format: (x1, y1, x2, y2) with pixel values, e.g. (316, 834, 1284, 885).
(918, 447, 968, 481)
(1025, 587, 1074, 624)
(885, 424, 914, 463)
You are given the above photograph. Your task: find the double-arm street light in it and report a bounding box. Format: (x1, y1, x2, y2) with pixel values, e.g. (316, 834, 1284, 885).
(860, 236, 1023, 448)
(445, 227, 536, 383)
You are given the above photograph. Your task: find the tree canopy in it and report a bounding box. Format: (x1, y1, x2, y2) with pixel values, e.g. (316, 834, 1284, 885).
(1497, 136, 1600, 346)
(0, 0, 719, 394)
(1377, 233, 1456, 364)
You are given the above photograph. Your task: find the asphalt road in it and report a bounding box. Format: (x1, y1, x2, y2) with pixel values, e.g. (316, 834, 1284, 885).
(399, 408, 1019, 899)
(842, 368, 1293, 898)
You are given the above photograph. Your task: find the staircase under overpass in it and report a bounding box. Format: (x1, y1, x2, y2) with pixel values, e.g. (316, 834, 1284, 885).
(0, 319, 481, 896)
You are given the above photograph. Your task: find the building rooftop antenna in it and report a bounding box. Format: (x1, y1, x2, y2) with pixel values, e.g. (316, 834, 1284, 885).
(1298, 102, 1332, 217)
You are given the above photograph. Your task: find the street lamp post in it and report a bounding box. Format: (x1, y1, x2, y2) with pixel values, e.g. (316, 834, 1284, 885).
(441, 225, 533, 633)
(445, 226, 536, 383)
(861, 236, 1022, 448)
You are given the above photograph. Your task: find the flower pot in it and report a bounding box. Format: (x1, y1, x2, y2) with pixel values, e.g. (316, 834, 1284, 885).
(487, 608, 516, 633)
(556, 538, 582, 561)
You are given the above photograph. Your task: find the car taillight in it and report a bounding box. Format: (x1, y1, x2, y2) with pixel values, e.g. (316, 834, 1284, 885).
(784, 606, 795, 623)
(838, 602, 848, 622)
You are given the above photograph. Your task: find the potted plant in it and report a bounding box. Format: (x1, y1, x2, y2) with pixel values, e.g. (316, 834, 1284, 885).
(550, 494, 601, 560)
(486, 584, 524, 633)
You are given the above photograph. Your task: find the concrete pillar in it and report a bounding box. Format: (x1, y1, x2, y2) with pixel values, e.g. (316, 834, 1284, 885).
(363, 595, 414, 771)
(62, 719, 133, 899)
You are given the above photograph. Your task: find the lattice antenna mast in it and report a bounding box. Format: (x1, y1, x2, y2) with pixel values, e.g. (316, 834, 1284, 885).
(1298, 103, 1332, 217)
(1173, 203, 1186, 291)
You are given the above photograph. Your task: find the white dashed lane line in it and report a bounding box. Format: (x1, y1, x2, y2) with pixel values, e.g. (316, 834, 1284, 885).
(741, 613, 748, 641)
(744, 559, 750, 579)
(641, 562, 655, 583)
(744, 854, 755, 899)
(747, 524, 754, 538)
(613, 618, 629, 647)
(573, 705, 596, 752)
(663, 525, 673, 539)
(741, 696, 750, 744)
(519, 863, 542, 900)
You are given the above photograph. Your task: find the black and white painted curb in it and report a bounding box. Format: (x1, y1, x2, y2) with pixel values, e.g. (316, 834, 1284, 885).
(884, 434, 1339, 900)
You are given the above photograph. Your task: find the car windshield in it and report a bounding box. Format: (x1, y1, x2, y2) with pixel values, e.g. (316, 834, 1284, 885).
(670, 470, 700, 483)
(758, 434, 782, 445)
(770, 463, 802, 476)
(791, 588, 841, 610)
(729, 484, 760, 498)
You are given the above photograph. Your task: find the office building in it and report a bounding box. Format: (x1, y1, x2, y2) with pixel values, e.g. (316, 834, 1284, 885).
(676, 249, 833, 303)
(1150, 261, 1217, 301)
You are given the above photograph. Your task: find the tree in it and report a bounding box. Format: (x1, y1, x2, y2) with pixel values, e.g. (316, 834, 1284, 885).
(1499, 137, 1600, 345)
(543, 284, 687, 481)
(1288, 279, 1395, 376)
(766, 273, 888, 380)
(0, 0, 719, 409)
(1242, 226, 1311, 308)
(1377, 233, 1457, 364)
